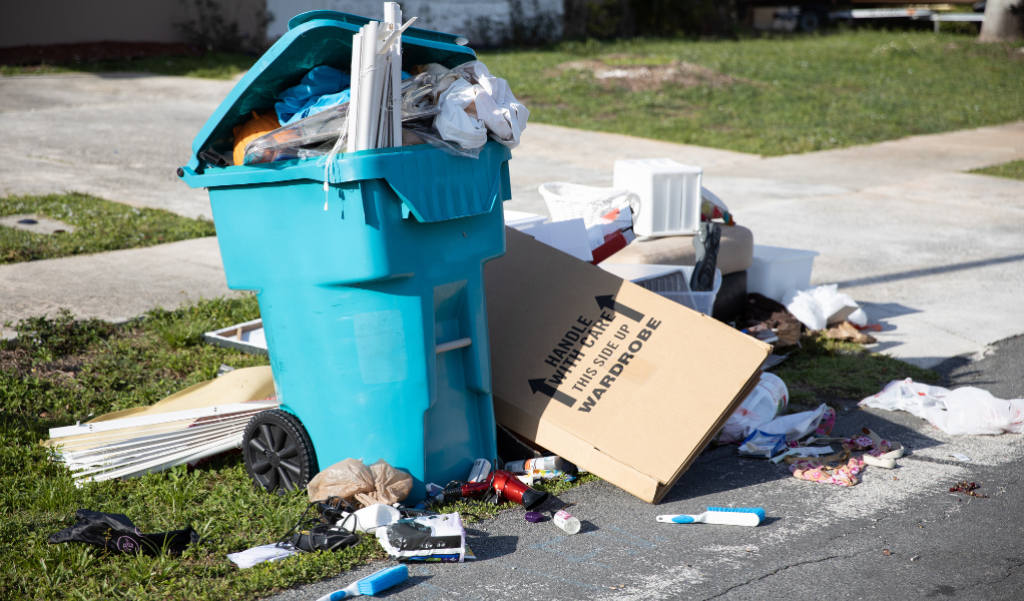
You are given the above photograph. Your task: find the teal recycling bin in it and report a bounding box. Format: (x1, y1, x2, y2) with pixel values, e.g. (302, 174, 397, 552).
(179, 11, 509, 502)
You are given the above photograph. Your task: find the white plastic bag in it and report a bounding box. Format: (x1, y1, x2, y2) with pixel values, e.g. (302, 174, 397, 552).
(860, 379, 1024, 435)
(539, 182, 639, 227)
(924, 388, 1024, 435)
(434, 61, 529, 150)
(720, 372, 789, 443)
(755, 403, 830, 441)
(858, 378, 949, 419)
(783, 284, 861, 331)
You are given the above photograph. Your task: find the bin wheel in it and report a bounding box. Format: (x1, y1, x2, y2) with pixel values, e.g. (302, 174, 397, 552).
(242, 409, 318, 494)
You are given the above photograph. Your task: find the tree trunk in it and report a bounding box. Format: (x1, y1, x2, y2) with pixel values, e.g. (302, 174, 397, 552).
(979, 0, 1024, 42)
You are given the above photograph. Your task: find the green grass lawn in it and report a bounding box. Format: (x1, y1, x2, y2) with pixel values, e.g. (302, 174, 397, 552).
(0, 297, 936, 600)
(0, 53, 256, 80)
(479, 30, 1024, 156)
(970, 159, 1024, 181)
(0, 193, 215, 264)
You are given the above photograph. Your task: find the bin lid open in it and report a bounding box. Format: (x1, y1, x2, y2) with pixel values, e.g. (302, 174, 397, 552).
(186, 10, 475, 173)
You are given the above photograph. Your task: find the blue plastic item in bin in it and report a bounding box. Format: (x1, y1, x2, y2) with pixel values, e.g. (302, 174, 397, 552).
(179, 11, 507, 502)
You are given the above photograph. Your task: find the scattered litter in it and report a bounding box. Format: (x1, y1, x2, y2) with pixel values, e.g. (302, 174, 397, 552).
(442, 469, 548, 510)
(860, 379, 1024, 435)
(751, 403, 834, 441)
(824, 321, 877, 344)
(720, 372, 789, 443)
(228, 543, 300, 569)
(505, 456, 564, 472)
(950, 453, 972, 462)
(468, 458, 492, 483)
(783, 284, 861, 331)
(791, 456, 865, 487)
(315, 565, 408, 600)
(787, 428, 903, 486)
(949, 481, 988, 498)
(553, 510, 581, 534)
(742, 293, 802, 347)
(525, 512, 544, 523)
(345, 504, 403, 533)
(656, 507, 764, 527)
(911, 555, 920, 561)
(738, 430, 788, 459)
(49, 509, 200, 556)
(377, 513, 467, 562)
(882, 549, 891, 556)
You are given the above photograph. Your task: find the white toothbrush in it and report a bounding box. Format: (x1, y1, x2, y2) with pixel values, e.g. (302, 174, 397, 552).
(656, 507, 765, 527)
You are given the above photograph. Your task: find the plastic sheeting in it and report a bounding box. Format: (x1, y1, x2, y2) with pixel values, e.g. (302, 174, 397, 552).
(860, 378, 1024, 435)
(434, 60, 529, 150)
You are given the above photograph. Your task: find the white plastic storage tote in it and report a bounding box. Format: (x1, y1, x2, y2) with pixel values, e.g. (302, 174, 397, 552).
(747, 245, 820, 302)
(613, 158, 702, 238)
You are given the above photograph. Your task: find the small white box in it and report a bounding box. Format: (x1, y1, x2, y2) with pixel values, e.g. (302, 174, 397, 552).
(600, 263, 721, 317)
(613, 158, 702, 238)
(747, 245, 820, 302)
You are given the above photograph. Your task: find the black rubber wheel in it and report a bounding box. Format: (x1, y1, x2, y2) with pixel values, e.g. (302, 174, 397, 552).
(798, 10, 823, 33)
(242, 410, 318, 494)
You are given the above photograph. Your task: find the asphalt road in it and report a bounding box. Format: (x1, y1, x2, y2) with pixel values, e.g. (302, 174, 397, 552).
(271, 335, 1024, 601)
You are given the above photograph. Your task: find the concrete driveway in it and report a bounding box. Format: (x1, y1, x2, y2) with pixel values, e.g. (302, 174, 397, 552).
(2, 72, 1022, 368)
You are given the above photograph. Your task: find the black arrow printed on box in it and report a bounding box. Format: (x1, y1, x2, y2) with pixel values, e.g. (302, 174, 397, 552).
(527, 293, 651, 409)
(595, 295, 644, 323)
(528, 378, 577, 408)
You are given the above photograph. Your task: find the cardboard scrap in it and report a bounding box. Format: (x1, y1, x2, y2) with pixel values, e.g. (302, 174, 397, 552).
(485, 229, 771, 503)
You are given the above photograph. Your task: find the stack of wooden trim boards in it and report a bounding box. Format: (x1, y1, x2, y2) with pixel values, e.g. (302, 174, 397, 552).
(45, 367, 278, 485)
(484, 229, 771, 503)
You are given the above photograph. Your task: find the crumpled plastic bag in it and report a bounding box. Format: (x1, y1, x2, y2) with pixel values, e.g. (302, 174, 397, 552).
(924, 388, 1024, 435)
(354, 460, 414, 507)
(860, 378, 1024, 435)
(306, 458, 412, 506)
(720, 372, 789, 443)
(276, 66, 351, 125)
(782, 284, 863, 331)
(434, 60, 529, 150)
(858, 378, 949, 419)
(754, 403, 832, 441)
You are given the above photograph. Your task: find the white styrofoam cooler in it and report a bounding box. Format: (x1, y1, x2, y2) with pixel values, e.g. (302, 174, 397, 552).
(600, 263, 721, 316)
(747, 245, 820, 302)
(613, 158, 702, 238)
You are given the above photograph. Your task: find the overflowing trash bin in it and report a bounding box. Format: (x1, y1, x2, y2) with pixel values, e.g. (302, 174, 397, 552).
(179, 10, 511, 501)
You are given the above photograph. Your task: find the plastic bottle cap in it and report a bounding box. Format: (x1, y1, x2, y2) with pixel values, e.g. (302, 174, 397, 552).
(525, 512, 543, 523)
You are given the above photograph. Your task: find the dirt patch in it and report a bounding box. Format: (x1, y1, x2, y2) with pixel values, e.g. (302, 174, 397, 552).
(555, 58, 748, 92)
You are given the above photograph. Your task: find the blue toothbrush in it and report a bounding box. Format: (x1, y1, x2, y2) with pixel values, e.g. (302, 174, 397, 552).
(656, 507, 765, 527)
(316, 565, 409, 599)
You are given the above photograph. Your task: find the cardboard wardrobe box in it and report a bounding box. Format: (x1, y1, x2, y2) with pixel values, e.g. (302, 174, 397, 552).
(484, 228, 771, 503)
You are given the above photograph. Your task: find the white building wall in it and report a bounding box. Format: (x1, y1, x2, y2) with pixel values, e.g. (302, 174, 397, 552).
(266, 0, 563, 45)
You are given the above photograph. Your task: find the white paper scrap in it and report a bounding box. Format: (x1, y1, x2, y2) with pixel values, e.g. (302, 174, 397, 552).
(228, 543, 300, 569)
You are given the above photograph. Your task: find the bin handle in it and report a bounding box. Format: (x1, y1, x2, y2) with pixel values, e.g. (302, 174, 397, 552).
(436, 337, 471, 354)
